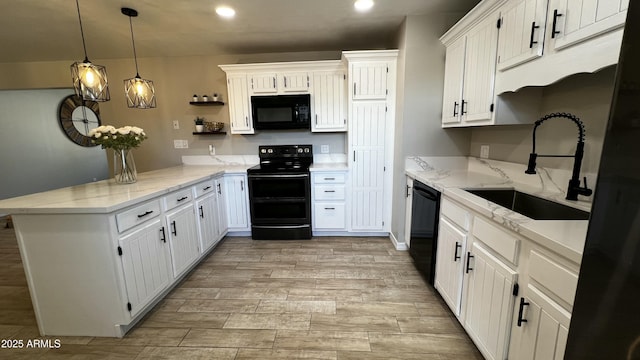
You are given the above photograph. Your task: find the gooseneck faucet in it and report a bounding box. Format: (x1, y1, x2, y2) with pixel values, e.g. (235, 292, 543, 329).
(525, 112, 593, 201)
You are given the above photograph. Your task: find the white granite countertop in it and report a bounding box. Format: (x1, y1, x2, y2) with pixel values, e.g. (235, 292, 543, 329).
(406, 157, 592, 263)
(0, 165, 252, 215)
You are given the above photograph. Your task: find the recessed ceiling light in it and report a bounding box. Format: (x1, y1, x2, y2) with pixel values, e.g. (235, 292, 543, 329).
(216, 6, 235, 18)
(354, 0, 374, 12)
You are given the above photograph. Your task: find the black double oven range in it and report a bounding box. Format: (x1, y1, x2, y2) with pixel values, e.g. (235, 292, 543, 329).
(247, 145, 313, 240)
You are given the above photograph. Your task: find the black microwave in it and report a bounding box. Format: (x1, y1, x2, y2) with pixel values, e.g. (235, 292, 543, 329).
(251, 94, 311, 130)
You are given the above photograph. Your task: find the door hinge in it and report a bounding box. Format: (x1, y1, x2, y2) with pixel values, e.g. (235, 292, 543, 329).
(117, 246, 123, 256)
(513, 283, 519, 296)
(127, 302, 132, 312)
(490, 103, 494, 112)
(497, 18, 502, 29)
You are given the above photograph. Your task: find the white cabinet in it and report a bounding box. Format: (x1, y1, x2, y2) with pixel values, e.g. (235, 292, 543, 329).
(496, 0, 548, 71)
(117, 218, 172, 318)
(548, 0, 628, 51)
(350, 61, 389, 100)
(249, 71, 310, 94)
(312, 171, 348, 231)
(195, 194, 219, 253)
(165, 204, 200, 278)
(509, 284, 571, 360)
(226, 73, 254, 134)
(250, 73, 278, 94)
(404, 177, 413, 246)
(224, 174, 250, 231)
(280, 71, 310, 93)
(214, 176, 229, 236)
(434, 217, 468, 317)
(464, 241, 518, 360)
(312, 71, 347, 132)
(443, 12, 500, 127)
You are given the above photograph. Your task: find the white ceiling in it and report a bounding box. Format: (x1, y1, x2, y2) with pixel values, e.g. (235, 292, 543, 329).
(0, 0, 480, 63)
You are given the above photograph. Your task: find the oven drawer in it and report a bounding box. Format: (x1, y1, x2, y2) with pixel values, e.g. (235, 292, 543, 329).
(313, 172, 346, 184)
(314, 185, 345, 200)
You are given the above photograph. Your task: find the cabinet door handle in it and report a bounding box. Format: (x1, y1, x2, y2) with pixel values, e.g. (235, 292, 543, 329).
(454, 242, 462, 261)
(241, 180, 244, 191)
(177, 196, 188, 202)
(245, 116, 248, 127)
(529, 21, 540, 48)
(203, 186, 212, 191)
(160, 227, 166, 243)
(517, 297, 530, 327)
(324, 177, 335, 181)
(324, 190, 336, 193)
(406, 184, 410, 197)
(461, 100, 467, 115)
(284, 77, 287, 87)
(137, 210, 153, 218)
(217, 183, 222, 194)
(315, 114, 318, 125)
(324, 207, 335, 210)
(453, 101, 459, 116)
(171, 221, 177, 236)
(273, 77, 276, 88)
(353, 83, 356, 96)
(551, 9, 562, 38)
(199, 205, 204, 218)
(465, 252, 474, 273)
(353, 151, 356, 162)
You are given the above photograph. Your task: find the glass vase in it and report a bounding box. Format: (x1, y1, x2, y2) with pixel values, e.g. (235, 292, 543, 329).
(113, 149, 137, 184)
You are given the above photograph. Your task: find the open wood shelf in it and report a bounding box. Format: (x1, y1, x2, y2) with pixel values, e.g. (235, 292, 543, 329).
(189, 101, 225, 106)
(192, 131, 227, 135)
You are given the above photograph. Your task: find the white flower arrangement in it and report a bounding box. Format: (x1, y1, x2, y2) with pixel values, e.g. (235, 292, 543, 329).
(88, 125, 147, 151)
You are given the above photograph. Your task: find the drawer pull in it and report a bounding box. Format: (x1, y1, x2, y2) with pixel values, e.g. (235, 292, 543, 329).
(465, 252, 474, 273)
(324, 207, 335, 210)
(177, 196, 188, 202)
(324, 177, 335, 180)
(160, 227, 166, 243)
(137, 210, 153, 218)
(171, 221, 177, 236)
(203, 186, 212, 191)
(454, 242, 462, 261)
(324, 190, 336, 193)
(517, 297, 530, 327)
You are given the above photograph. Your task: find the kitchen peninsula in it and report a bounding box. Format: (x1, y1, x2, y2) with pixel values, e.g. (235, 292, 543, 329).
(0, 164, 252, 337)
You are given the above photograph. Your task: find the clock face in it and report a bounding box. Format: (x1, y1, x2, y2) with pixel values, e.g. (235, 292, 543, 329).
(58, 94, 101, 147)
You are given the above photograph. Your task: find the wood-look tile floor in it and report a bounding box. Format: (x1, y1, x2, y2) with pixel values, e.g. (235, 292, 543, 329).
(0, 217, 483, 359)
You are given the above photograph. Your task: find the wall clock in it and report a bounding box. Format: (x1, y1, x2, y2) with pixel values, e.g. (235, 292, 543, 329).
(58, 94, 102, 147)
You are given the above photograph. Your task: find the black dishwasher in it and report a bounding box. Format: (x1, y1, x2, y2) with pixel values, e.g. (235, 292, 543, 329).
(409, 180, 441, 285)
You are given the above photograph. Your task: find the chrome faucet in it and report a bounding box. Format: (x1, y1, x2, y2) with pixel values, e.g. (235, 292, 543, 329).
(525, 112, 593, 201)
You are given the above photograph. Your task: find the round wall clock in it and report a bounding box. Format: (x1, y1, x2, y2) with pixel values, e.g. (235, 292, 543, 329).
(58, 94, 102, 147)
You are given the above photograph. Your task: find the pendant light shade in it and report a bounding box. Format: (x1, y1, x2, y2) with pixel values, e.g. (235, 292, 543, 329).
(122, 7, 156, 109)
(71, 0, 110, 102)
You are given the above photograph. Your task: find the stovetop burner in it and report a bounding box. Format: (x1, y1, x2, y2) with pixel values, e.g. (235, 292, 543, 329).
(248, 145, 313, 174)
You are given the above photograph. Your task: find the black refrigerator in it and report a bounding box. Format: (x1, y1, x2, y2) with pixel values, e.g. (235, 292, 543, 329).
(565, 2, 640, 359)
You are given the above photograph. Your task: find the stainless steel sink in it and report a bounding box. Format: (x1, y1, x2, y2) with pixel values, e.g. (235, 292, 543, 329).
(465, 189, 590, 220)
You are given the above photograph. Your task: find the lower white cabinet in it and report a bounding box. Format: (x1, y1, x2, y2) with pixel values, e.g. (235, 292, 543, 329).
(117, 218, 172, 318)
(312, 170, 348, 231)
(195, 193, 219, 253)
(464, 241, 518, 360)
(214, 176, 229, 236)
(434, 217, 467, 317)
(508, 284, 571, 360)
(165, 204, 200, 278)
(224, 174, 250, 231)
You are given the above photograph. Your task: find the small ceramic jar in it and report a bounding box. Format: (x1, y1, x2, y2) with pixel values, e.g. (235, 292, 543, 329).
(192, 94, 199, 102)
(202, 95, 209, 102)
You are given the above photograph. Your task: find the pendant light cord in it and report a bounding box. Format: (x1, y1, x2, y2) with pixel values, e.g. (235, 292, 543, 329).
(128, 16, 140, 78)
(75, 0, 89, 62)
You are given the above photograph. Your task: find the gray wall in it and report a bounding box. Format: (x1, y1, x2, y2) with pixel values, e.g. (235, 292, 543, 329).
(470, 66, 616, 174)
(0, 89, 109, 200)
(391, 15, 472, 244)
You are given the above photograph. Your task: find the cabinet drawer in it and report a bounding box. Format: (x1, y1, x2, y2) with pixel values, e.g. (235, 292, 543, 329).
(193, 180, 215, 198)
(313, 203, 346, 229)
(164, 188, 193, 211)
(441, 197, 470, 231)
(472, 217, 519, 264)
(313, 172, 346, 184)
(315, 185, 346, 200)
(528, 250, 578, 307)
(116, 200, 161, 233)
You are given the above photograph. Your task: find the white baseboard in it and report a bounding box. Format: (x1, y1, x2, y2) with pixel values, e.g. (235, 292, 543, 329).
(390, 232, 408, 251)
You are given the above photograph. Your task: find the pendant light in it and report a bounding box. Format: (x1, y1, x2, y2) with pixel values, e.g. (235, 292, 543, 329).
(122, 7, 156, 109)
(70, 0, 110, 102)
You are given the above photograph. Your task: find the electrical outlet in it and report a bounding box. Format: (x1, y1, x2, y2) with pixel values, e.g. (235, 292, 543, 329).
(321, 145, 329, 154)
(182, 140, 189, 149)
(174, 140, 188, 149)
(480, 145, 490, 159)
(172, 120, 180, 130)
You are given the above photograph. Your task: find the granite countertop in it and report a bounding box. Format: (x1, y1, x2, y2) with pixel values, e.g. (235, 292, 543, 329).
(0, 165, 252, 215)
(406, 157, 592, 263)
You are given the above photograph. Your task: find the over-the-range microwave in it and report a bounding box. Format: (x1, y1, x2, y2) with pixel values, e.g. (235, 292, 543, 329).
(251, 94, 311, 130)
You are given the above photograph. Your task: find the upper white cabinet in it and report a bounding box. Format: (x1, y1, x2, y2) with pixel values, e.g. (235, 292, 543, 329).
(312, 70, 347, 132)
(442, 11, 501, 127)
(280, 71, 311, 93)
(225, 73, 254, 134)
(249, 71, 310, 94)
(343, 50, 397, 233)
(496, 0, 549, 71)
(250, 73, 278, 94)
(494, 0, 627, 93)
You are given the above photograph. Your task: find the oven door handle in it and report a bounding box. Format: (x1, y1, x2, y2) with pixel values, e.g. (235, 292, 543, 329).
(249, 174, 309, 179)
